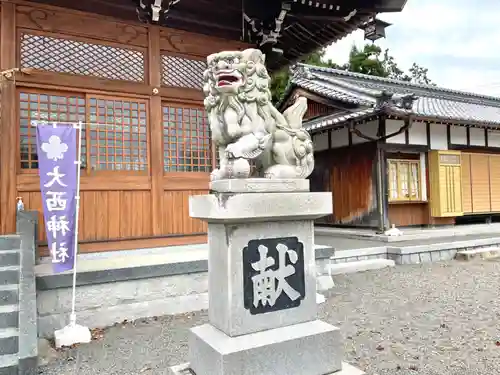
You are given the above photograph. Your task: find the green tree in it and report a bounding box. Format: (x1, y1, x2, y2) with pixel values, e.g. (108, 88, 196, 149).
(344, 44, 434, 85)
(347, 44, 386, 77)
(270, 69, 290, 104)
(382, 48, 410, 81)
(407, 62, 434, 85)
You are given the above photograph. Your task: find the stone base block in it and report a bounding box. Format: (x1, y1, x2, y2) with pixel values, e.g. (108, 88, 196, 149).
(186, 320, 343, 375)
(169, 361, 365, 375)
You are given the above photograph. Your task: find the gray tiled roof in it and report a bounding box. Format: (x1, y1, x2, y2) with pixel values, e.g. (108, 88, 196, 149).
(293, 64, 500, 129)
(292, 77, 373, 106)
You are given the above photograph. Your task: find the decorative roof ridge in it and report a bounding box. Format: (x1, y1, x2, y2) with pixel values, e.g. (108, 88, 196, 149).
(297, 63, 500, 104)
(290, 64, 314, 80)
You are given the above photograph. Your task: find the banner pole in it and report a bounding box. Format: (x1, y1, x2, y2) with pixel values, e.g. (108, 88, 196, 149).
(69, 120, 83, 326)
(46, 121, 90, 348)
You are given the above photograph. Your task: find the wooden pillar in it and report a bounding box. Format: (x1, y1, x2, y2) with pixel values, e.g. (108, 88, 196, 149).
(0, 2, 17, 234)
(376, 146, 390, 232)
(148, 26, 164, 235)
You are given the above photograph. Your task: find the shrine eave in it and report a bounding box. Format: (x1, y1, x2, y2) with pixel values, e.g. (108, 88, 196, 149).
(27, 0, 408, 71)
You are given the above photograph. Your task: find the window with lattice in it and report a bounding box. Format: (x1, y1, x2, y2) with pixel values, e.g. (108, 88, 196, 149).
(388, 159, 421, 202)
(20, 33, 145, 82)
(163, 105, 212, 172)
(161, 55, 206, 89)
(19, 91, 86, 170)
(88, 97, 148, 171)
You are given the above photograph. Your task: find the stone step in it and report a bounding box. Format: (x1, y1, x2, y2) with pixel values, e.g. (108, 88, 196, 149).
(327, 259, 395, 276)
(0, 306, 18, 330)
(0, 251, 19, 268)
(455, 246, 500, 261)
(0, 237, 21, 252)
(0, 328, 18, 356)
(0, 268, 18, 286)
(0, 354, 18, 375)
(0, 286, 17, 307)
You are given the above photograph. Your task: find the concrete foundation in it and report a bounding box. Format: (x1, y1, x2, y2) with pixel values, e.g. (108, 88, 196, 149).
(169, 362, 365, 375)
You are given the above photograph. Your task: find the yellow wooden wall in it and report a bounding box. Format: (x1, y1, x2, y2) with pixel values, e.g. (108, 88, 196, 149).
(461, 153, 500, 214)
(428, 151, 463, 217)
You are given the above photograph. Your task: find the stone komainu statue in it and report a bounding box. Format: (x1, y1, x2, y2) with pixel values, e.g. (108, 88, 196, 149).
(203, 48, 314, 180)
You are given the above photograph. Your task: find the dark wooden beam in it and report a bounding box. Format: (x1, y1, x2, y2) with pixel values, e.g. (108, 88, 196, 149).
(165, 14, 241, 34)
(377, 114, 386, 139)
(29, 0, 139, 22)
(348, 121, 353, 145)
(378, 143, 429, 153)
(0, 2, 18, 234)
(426, 122, 431, 147)
(448, 144, 500, 153)
(446, 124, 451, 149)
(375, 147, 389, 231)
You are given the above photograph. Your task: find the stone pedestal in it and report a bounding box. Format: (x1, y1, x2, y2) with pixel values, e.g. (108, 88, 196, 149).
(169, 179, 365, 375)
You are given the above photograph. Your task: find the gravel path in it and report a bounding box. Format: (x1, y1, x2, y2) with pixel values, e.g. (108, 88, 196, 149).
(39, 260, 500, 375)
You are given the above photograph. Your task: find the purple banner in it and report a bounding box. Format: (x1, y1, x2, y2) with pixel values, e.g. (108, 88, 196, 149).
(36, 123, 78, 273)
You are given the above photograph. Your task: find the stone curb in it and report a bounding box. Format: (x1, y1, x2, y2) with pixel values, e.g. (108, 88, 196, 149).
(37, 246, 335, 291)
(17, 211, 39, 374)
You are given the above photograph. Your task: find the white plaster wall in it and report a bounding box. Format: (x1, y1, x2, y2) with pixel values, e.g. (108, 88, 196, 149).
(385, 119, 406, 144)
(430, 123, 448, 150)
(488, 129, 500, 147)
(330, 127, 349, 148)
(469, 127, 486, 146)
(450, 126, 467, 145)
(352, 120, 378, 144)
(420, 152, 428, 201)
(408, 121, 427, 145)
(313, 132, 329, 152)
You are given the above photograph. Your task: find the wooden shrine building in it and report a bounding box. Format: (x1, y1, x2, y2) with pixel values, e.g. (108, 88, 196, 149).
(280, 64, 500, 230)
(0, 0, 407, 254)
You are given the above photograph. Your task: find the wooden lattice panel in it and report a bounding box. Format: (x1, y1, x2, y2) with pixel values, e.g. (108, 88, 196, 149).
(20, 33, 145, 82)
(161, 55, 206, 89)
(88, 97, 148, 171)
(162, 105, 211, 172)
(19, 91, 87, 169)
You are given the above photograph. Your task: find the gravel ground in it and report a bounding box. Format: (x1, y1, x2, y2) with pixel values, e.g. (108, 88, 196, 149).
(39, 259, 500, 375)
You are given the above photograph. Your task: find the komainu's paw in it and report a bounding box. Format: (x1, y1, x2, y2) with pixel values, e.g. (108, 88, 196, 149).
(210, 168, 225, 181)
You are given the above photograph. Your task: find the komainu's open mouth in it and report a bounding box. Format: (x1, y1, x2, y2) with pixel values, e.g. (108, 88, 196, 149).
(216, 74, 241, 87)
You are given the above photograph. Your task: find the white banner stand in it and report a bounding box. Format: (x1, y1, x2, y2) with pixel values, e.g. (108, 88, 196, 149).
(52, 121, 92, 348)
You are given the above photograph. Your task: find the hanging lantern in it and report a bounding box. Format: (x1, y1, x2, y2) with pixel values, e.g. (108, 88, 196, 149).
(361, 18, 391, 42)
